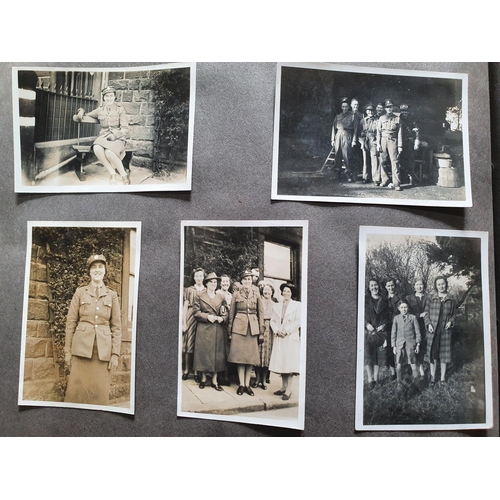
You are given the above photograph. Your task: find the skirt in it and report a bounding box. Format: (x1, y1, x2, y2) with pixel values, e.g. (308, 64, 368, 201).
(228, 325, 260, 365)
(92, 135, 126, 160)
(258, 319, 273, 367)
(65, 340, 110, 405)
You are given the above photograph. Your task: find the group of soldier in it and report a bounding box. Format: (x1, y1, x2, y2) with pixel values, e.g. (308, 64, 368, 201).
(329, 97, 420, 191)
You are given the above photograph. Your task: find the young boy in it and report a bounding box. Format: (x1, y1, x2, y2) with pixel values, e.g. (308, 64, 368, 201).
(391, 299, 421, 386)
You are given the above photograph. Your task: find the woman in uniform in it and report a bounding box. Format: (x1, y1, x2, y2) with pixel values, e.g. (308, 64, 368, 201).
(424, 276, 456, 387)
(64, 254, 121, 405)
(269, 283, 301, 401)
(228, 270, 264, 396)
(74, 86, 130, 185)
(192, 273, 228, 391)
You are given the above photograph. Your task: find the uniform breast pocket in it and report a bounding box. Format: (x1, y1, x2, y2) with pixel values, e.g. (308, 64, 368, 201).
(102, 299, 112, 319)
(79, 300, 92, 316)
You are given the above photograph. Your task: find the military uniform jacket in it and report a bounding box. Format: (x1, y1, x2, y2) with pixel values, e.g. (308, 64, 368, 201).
(377, 114, 402, 146)
(65, 283, 122, 361)
(86, 103, 129, 141)
(391, 313, 421, 349)
(333, 111, 359, 141)
(228, 287, 264, 336)
(360, 116, 379, 139)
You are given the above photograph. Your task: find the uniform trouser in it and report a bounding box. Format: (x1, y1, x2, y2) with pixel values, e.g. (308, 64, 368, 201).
(400, 140, 416, 181)
(334, 131, 354, 175)
(380, 136, 401, 187)
(363, 135, 387, 183)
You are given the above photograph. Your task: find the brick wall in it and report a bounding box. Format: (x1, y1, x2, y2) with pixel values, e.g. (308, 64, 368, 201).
(108, 70, 156, 171)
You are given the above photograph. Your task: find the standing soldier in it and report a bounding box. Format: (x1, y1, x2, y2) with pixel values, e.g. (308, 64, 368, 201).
(360, 103, 386, 185)
(399, 103, 421, 186)
(331, 97, 360, 182)
(351, 98, 364, 179)
(377, 99, 403, 191)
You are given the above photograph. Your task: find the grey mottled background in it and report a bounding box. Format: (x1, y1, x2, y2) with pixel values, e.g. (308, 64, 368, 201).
(0, 62, 497, 436)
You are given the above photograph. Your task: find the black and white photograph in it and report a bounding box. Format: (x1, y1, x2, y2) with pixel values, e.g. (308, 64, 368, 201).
(177, 221, 308, 430)
(13, 63, 195, 193)
(18, 221, 141, 414)
(356, 227, 493, 430)
(272, 63, 471, 207)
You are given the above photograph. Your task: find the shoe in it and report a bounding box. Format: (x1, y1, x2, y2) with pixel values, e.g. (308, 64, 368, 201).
(374, 181, 381, 186)
(440, 380, 447, 387)
(246, 386, 254, 396)
(266, 376, 271, 384)
(274, 389, 285, 396)
(282, 392, 292, 401)
(122, 173, 131, 185)
(199, 381, 206, 389)
(259, 382, 267, 390)
(237, 385, 245, 395)
(194, 374, 200, 383)
(222, 378, 230, 386)
(380, 181, 389, 187)
(391, 374, 397, 382)
(109, 174, 117, 185)
(181, 373, 189, 380)
(369, 381, 376, 390)
(429, 380, 435, 388)
(213, 384, 223, 392)
(395, 186, 402, 191)
(250, 381, 258, 388)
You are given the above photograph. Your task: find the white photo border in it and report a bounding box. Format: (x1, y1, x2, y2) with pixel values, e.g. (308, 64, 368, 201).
(18, 220, 142, 415)
(177, 220, 309, 430)
(272, 62, 471, 208)
(355, 226, 492, 431)
(13, 62, 196, 193)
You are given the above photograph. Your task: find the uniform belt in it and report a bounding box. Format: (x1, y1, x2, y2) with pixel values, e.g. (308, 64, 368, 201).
(382, 133, 398, 138)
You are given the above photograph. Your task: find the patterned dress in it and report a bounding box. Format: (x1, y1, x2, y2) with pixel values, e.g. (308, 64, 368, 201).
(258, 297, 274, 368)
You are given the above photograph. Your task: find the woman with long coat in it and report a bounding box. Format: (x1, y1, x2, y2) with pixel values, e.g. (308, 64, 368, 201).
(364, 279, 390, 389)
(182, 268, 205, 380)
(64, 254, 121, 405)
(228, 270, 264, 396)
(74, 86, 130, 185)
(193, 272, 228, 391)
(406, 279, 430, 378)
(424, 276, 456, 386)
(269, 283, 301, 401)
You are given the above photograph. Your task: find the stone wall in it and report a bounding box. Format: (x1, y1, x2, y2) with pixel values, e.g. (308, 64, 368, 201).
(23, 243, 60, 401)
(108, 70, 156, 171)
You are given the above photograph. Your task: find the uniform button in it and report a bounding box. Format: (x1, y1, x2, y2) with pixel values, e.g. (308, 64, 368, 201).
(95, 315, 98, 318)
(96, 307, 99, 310)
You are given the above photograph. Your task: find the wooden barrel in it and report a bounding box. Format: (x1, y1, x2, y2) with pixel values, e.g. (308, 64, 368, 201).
(437, 167, 460, 187)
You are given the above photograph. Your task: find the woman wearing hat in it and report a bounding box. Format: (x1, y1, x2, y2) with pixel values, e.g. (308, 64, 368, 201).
(64, 255, 122, 405)
(182, 268, 205, 381)
(269, 282, 301, 401)
(74, 86, 131, 185)
(192, 272, 228, 391)
(228, 270, 265, 396)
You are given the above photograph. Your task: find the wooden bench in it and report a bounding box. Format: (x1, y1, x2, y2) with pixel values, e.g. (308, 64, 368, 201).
(72, 114, 136, 181)
(71, 143, 137, 181)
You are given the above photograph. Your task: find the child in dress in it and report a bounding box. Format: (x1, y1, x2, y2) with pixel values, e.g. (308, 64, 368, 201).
(391, 299, 421, 386)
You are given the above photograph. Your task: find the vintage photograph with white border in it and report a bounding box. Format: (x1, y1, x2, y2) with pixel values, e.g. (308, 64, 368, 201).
(177, 220, 308, 430)
(272, 63, 471, 207)
(13, 63, 195, 193)
(356, 226, 492, 430)
(19, 221, 141, 415)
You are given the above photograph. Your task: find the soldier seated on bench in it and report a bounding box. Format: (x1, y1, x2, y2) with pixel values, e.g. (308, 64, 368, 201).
(73, 86, 131, 185)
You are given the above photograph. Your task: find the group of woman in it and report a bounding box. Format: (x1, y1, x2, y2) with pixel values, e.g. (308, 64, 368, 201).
(364, 275, 456, 390)
(182, 269, 301, 401)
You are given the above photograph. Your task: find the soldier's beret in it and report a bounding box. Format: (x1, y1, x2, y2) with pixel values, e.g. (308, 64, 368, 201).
(384, 99, 394, 107)
(400, 103, 409, 111)
(240, 270, 254, 281)
(365, 103, 375, 111)
(87, 254, 107, 268)
(340, 97, 349, 104)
